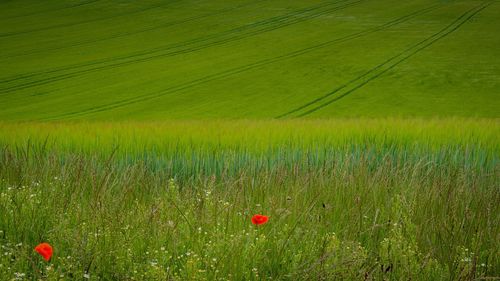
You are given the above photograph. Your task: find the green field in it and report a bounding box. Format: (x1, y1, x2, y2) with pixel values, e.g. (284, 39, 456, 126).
(0, 0, 499, 280)
(1, 0, 499, 119)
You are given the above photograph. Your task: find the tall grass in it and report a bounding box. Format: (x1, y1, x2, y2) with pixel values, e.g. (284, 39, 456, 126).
(0, 119, 498, 280)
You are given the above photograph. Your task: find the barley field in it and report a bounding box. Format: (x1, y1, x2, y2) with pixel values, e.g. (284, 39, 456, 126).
(1, 0, 499, 120)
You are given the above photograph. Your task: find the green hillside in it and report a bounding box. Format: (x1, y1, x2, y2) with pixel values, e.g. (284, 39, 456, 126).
(1, 2, 499, 279)
(1, 0, 499, 120)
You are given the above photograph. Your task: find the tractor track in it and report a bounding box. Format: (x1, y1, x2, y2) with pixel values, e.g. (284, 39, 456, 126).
(0, 0, 182, 38)
(0, 0, 360, 93)
(1, 0, 100, 20)
(36, 3, 443, 121)
(0, 0, 348, 84)
(1, 0, 268, 60)
(276, 1, 493, 118)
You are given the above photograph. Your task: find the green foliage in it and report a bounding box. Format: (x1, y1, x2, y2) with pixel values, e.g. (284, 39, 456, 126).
(0, 119, 498, 280)
(377, 195, 445, 280)
(0, 0, 499, 120)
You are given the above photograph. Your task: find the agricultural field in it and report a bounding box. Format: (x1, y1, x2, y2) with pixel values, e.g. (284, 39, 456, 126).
(1, 0, 499, 119)
(0, 0, 499, 280)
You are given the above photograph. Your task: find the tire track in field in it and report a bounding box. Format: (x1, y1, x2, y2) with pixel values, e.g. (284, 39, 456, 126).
(0, 0, 345, 84)
(1, 0, 268, 60)
(0, 0, 361, 93)
(0, 1, 182, 38)
(276, 1, 492, 118)
(37, 3, 442, 121)
(0, 0, 352, 85)
(1, 0, 99, 20)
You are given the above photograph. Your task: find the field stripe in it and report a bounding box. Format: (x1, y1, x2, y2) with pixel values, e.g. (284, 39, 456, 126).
(276, 1, 493, 118)
(0, 1, 182, 38)
(0, 0, 345, 83)
(35, 3, 442, 121)
(0, 0, 362, 93)
(1, 0, 269, 60)
(0, 0, 100, 20)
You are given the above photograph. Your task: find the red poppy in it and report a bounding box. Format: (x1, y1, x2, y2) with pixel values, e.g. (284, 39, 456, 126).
(251, 214, 269, 225)
(34, 243, 53, 261)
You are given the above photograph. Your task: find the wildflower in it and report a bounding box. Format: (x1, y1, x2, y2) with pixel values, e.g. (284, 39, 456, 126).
(34, 243, 53, 261)
(251, 214, 269, 225)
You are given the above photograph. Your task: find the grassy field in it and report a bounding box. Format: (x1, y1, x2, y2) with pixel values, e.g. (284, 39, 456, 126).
(0, 0, 499, 280)
(1, 0, 499, 119)
(0, 119, 499, 280)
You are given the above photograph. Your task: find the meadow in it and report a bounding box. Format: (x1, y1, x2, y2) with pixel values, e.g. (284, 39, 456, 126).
(1, 0, 499, 280)
(0, 119, 499, 280)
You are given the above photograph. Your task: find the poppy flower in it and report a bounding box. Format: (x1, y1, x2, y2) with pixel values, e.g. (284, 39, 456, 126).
(251, 214, 269, 225)
(34, 243, 53, 261)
